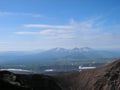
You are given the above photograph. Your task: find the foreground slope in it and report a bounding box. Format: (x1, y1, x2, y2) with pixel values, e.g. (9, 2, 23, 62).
(0, 59, 120, 90)
(57, 59, 120, 90)
(0, 71, 62, 90)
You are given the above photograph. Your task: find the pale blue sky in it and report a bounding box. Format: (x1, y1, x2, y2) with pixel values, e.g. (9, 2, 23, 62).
(0, 0, 120, 51)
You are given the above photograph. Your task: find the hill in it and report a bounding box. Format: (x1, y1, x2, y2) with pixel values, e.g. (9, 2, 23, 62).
(1, 59, 120, 90)
(56, 59, 120, 90)
(0, 71, 61, 90)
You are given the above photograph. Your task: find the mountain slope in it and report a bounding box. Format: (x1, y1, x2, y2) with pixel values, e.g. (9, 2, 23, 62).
(1, 59, 120, 90)
(56, 59, 120, 90)
(0, 71, 62, 90)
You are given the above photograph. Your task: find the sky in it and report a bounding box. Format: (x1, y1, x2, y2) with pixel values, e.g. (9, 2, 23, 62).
(0, 0, 120, 51)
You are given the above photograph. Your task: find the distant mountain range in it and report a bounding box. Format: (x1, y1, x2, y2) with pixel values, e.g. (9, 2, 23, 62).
(0, 47, 120, 65)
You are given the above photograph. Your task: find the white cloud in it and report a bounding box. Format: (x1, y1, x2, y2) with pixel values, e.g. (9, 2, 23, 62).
(15, 29, 74, 35)
(15, 17, 120, 49)
(0, 11, 43, 18)
(16, 17, 104, 40)
(24, 20, 95, 30)
(24, 17, 103, 30)
(24, 24, 75, 29)
(40, 29, 74, 34)
(15, 31, 40, 35)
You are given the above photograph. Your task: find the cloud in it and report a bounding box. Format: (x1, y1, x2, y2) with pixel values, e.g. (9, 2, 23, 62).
(15, 17, 120, 49)
(39, 29, 74, 34)
(23, 19, 96, 29)
(23, 17, 103, 31)
(24, 24, 75, 29)
(15, 17, 104, 40)
(15, 29, 76, 39)
(15, 31, 40, 35)
(0, 11, 43, 18)
(15, 29, 74, 35)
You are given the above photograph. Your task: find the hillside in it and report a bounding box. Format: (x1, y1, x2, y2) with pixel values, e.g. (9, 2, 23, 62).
(0, 71, 61, 90)
(0, 59, 120, 90)
(57, 59, 120, 90)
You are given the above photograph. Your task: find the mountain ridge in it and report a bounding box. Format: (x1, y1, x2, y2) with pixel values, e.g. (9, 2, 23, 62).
(0, 47, 120, 65)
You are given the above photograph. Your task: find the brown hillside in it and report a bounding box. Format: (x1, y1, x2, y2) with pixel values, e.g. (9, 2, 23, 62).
(56, 59, 120, 90)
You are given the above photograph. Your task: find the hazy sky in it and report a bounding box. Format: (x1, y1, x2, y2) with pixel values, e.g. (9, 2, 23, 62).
(0, 0, 120, 51)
